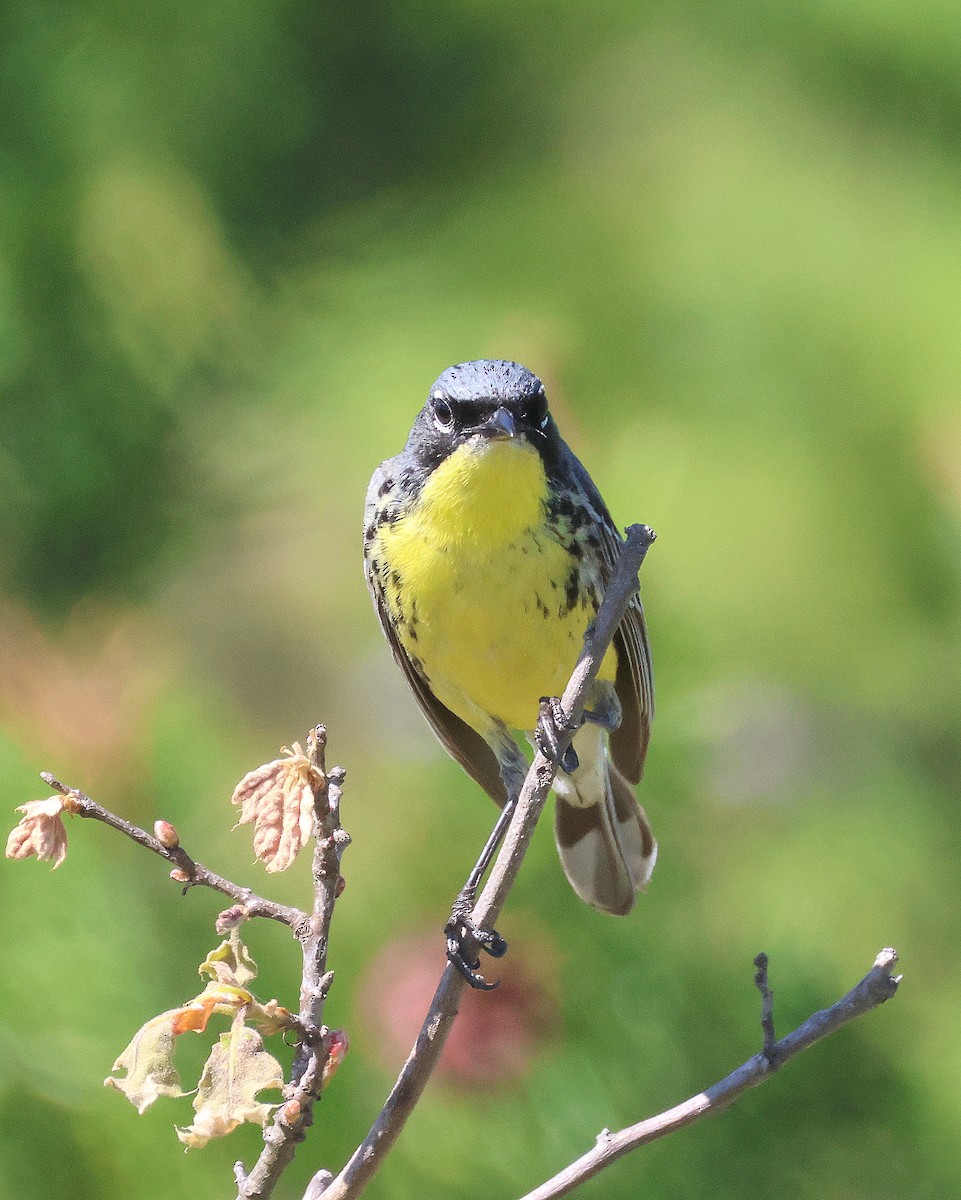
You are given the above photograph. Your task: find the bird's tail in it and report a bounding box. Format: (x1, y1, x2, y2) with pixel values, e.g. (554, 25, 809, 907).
(553, 726, 657, 916)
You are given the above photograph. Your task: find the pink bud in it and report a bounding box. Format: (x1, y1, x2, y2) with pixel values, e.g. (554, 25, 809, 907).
(215, 904, 248, 934)
(154, 820, 180, 849)
(321, 1028, 349, 1088)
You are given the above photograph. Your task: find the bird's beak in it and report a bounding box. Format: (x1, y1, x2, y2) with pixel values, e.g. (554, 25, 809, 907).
(482, 406, 517, 440)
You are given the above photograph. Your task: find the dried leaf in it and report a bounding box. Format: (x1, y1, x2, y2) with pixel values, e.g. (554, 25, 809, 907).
(169, 985, 253, 1036)
(106, 979, 257, 1109)
(104, 1012, 187, 1113)
(199, 931, 258, 989)
(230, 743, 322, 872)
(106, 934, 293, 1134)
(5, 797, 68, 869)
(176, 1012, 283, 1149)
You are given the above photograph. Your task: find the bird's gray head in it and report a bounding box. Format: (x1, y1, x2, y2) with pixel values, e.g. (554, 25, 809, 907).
(406, 360, 559, 472)
(430, 361, 544, 410)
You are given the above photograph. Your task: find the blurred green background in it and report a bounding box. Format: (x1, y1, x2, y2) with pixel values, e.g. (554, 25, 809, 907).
(2, 1, 959, 1197)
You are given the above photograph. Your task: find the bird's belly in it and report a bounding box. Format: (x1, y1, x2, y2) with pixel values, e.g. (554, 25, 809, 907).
(393, 532, 605, 733)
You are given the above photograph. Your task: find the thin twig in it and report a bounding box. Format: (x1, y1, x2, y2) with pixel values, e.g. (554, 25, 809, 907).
(40, 773, 309, 933)
(754, 952, 777, 1063)
(236, 726, 352, 1200)
(517, 949, 902, 1200)
(320, 524, 656, 1200)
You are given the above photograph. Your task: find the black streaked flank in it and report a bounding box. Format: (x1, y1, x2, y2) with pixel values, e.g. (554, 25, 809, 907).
(564, 567, 580, 611)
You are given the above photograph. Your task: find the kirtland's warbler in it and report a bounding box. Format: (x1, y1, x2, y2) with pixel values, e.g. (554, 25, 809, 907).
(364, 361, 655, 980)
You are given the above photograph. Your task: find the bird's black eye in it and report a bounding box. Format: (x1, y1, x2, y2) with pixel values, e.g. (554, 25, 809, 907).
(432, 398, 454, 430)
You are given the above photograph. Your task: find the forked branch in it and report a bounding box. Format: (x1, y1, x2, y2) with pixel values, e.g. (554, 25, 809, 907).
(518, 949, 902, 1200)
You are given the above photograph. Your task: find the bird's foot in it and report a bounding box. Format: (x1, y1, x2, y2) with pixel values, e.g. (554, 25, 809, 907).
(536, 696, 580, 774)
(445, 894, 507, 991)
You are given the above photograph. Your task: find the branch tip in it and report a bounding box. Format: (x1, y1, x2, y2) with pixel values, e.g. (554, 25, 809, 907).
(874, 947, 898, 974)
(40, 772, 82, 806)
(303, 1169, 334, 1200)
(753, 952, 777, 1065)
(625, 521, 657, 548)
(865, 948, 901, 1003)
(307, 726, 328, 770)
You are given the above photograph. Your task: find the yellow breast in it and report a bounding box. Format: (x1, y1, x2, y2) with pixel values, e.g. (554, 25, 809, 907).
(376, 437, 613, 733)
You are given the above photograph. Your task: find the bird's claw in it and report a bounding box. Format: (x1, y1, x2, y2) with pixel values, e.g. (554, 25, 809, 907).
(445, 899, 507, 990)
(536, 696, 580, 774)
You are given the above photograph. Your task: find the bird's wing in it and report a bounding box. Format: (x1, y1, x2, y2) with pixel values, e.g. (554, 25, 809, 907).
(364, 463, 509, 806)
(565, 455, 654, 786)
(610, 586, 653, 784)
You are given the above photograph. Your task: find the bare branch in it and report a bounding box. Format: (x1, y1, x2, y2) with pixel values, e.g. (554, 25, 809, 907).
(236, 726, 351, 1200)
(518, 949, 902, 1200)
(320, 524, 656, 1200)
(40, 773, 309, 933)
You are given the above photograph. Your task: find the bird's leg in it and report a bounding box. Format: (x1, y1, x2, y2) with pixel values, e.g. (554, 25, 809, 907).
(583, 684, 622, 733)
(445, 741, 524, 990)
(445, 800, 513, 990)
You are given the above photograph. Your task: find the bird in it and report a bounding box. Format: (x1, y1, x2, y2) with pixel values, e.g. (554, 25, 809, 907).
(363, 360, 655, 985)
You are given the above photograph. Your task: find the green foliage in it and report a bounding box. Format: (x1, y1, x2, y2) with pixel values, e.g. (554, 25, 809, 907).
(2, 1, 959, 1196)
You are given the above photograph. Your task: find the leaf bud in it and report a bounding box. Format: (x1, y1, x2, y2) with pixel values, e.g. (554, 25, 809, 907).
(215, 905, 248, 935)
(154, 820, 180, 849)
(321, 1028, 349, 1088)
